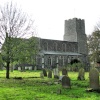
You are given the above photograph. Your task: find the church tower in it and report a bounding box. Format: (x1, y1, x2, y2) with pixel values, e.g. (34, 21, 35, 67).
(63, 18, 88, 55)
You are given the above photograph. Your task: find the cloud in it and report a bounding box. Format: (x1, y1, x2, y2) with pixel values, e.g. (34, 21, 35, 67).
(0, 0, 100, 40)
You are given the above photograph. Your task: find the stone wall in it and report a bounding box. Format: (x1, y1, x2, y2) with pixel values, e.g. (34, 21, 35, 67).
(36, 18, 89, 69)
(63, 18, 88, 55)
(40, 38, 78, 53)
(63, 18, 77, 42)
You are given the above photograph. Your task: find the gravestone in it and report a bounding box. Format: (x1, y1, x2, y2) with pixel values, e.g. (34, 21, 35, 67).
(77, 68, 85, 80)
(25, 66, 28, 70)
(62, 76, 71, 88)
(48, 70, 52, 78)
(18, 67, 21, 71)
(42, 69, 47, 77)
(34, 66, 37, 71)
(59, 75, 64, 82)
(89, 68, 99, 90)
(56, 89, 61, 94)
(29, 66, 32, 70)
(40, 72, 44, 78)
(62, 68, 67, 75)
(53, 68, 60, 79)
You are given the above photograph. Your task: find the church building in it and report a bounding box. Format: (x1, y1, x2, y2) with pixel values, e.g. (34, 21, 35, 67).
(36, 18, 88, 70)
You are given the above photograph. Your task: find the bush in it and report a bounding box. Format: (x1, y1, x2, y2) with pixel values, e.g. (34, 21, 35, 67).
(66, 62, 85, 72)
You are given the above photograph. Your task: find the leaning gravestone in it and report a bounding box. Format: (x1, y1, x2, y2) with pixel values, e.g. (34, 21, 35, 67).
(62, 68, 67, 75)
(62, 76, 71, 89)
(48, 70, 52, 78)
(89, 68, 99, 90)
(53, 68, 60, 79)
(77, 68, 85, 80)
(42, 69, 47, 77)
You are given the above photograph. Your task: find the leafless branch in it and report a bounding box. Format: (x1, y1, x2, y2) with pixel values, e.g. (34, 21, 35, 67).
(0, 2, 35, 46)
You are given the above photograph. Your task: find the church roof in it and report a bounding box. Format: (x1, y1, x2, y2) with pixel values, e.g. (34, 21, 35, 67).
(40, 50, 82, 56)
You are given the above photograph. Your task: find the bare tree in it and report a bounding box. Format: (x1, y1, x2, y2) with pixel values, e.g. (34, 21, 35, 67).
(0, 2, 35, 78)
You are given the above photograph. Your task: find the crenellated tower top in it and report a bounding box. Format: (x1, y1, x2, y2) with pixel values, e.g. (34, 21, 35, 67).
(63, 18, 87, 55)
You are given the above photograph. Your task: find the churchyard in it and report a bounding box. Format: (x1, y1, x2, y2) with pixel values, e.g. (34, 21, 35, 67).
(0, 68, 100, 100)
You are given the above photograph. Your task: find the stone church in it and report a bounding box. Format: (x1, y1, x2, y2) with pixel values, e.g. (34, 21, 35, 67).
(36, 18, 88, 70)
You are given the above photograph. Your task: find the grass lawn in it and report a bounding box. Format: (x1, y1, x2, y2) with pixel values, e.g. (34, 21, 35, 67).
(0, 70, 99, 100)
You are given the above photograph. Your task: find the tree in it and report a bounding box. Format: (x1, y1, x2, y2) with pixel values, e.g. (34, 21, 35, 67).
(87, 30, 100, 64)
(14, 37, 39, 67)
(2, 37, 39, 72)
(0, 2, 35, 78)
(0, 53, 3, 69)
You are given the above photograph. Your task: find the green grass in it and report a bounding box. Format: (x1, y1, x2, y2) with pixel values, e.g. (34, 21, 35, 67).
(0, 70, 99, 100)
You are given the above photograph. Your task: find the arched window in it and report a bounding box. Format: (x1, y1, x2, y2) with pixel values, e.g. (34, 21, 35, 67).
(43, 42, 48, 51)
(62, 43, 66, 52)
(66, 43, 70, 52)
(48, 56, 51, 66)
(53, 42, 57, 51)
(69, 43, 72, 52)
(71, 44, 75, 52)
(72, 44, 77, 52)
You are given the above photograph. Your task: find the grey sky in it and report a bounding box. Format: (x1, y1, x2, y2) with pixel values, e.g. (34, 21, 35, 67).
(0, 0, 100, 40)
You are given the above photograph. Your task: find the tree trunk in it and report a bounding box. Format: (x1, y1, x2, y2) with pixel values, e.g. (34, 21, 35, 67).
(11, 62, 13, 72)
(6, 33, 10, 79)
(6, 61, 10, 79)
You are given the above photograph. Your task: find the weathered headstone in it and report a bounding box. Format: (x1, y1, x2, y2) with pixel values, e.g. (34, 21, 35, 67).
(42, 69, 47, 77)
(62, 76, 71, 89)
(18, 67, 21, 71)
(21, 66, 25, 71)
(62, 68, 67, 75)
(48, 70, 52, 78)
(53, 68, 60, 79)
(40, 72, 44, 78)
(89, 68, 99, 90)
(34, 66, 37, 71)
(29, 66, 32, 70)
(77, 68, 85, 80)
(59, 75, 65, 82)
(25, 66, 28, 70)
(56, 89, 61, 94)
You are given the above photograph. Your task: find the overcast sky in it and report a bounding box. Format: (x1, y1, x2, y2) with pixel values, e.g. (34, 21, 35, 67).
(0, 0, 100, 40)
